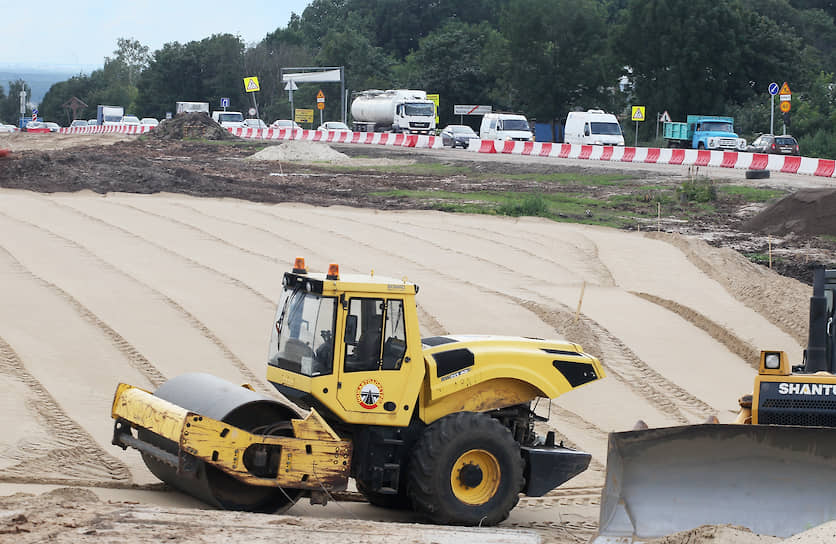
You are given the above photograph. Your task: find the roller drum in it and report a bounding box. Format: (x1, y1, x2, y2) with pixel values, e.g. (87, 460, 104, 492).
(138, 372, 304, 513)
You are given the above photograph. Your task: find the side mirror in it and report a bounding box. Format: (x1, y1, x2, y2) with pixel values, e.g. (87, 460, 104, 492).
(584, 125, 590, 137)
(345, 315, 358, 345)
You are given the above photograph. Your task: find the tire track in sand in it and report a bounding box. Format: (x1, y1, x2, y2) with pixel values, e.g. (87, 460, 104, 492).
(156, 200, 446, 335)
(0, 335, 131, 483)
(0, 242, 166, 388)
(0, 207, 268, 395)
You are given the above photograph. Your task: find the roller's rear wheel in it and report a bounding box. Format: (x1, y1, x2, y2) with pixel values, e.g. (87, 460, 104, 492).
(407, 412, 524, 525)
(138, 373, 303, 513)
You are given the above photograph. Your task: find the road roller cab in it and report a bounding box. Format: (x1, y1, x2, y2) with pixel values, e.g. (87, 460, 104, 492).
(111, 258, 606, 526)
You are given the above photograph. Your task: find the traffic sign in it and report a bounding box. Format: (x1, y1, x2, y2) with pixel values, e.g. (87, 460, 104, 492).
(316, 90, 324, 101)
(220, 97, 230, 108)
(243, 76, 260, 93)
(248, 107, 257, 116)
(780, 94, 791, 102)
(284, 80, 298, 91)
(317, 102, 325, 110)
(779, 82, 791, 95)
(659, 110, 671, 123)
(780, 101, 791, 113)
(631, 106, 646, 121)
(295, 108, 314, 123)
(768, 82, 779, 96)
(454, 105, 492, 115)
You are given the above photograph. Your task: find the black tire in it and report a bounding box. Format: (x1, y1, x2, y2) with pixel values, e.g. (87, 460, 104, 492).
(407, 412, 524, 526)
(745, 169, 770, 179)
(356, 478, 412, 510)
(697, 142, 705, 150)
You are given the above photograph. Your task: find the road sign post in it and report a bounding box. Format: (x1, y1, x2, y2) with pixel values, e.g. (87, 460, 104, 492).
(243, 77, 261, 120)
(631, 106, 646, 146)
(778, 82, 791, 135)
(768, 82, 779, 135)
(453, 104, 491, 124)
(316, 90, 325, 126)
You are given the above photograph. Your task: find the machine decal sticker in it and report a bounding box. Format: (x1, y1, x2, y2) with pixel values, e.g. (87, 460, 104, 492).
(357, 379, 383, 409)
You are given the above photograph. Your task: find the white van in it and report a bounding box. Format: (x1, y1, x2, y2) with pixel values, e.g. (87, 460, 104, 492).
(211, 111, 245, 128)
(564, 109, 624, 146)
(479, 113, 533, 142)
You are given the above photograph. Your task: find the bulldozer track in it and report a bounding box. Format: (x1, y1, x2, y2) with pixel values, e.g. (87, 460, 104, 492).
(0, 336, 132, 482)
(0, 240, 166, 388)
(0, 207, 269, 395)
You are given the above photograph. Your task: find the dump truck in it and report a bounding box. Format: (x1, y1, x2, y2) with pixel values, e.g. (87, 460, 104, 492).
(595, 267, 836, 542)
(350, 89, 436, 134)
(663, 115, 747, 151)
(112, 258, 605, 525)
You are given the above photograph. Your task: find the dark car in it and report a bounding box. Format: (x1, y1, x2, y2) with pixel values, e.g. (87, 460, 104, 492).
(747, 134, 800, 156)
(440, 124, 478, 148)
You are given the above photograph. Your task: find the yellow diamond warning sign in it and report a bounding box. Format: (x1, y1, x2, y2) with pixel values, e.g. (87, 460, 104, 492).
(243, 77, 260, 93)
(631, 105, 646, 122)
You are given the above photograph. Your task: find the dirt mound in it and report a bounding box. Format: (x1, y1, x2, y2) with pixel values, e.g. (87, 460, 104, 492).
(247, 140, 350, 162)
(647, 524, 780, 544)
(149, 112, 237, 141)
(742, 188, 836, 236)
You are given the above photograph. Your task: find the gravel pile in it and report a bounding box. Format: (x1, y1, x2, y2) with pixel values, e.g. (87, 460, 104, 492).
(246, 141, 350, 162)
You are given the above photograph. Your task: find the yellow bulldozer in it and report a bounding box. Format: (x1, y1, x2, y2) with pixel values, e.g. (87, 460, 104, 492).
(595, 267, 836, 542)
(111, 258, 605, 525)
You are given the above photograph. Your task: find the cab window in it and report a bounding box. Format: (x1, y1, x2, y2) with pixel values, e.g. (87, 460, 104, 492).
(343, 298, 407, 372)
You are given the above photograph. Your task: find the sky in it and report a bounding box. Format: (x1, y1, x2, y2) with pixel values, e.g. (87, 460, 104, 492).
(0, 0, 312, 72)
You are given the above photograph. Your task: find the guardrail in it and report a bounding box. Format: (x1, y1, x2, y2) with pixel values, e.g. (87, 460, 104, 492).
(466, 140, 835, 177)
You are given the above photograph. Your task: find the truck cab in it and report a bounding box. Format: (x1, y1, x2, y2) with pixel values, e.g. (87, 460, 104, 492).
(664, 115, 747, 150)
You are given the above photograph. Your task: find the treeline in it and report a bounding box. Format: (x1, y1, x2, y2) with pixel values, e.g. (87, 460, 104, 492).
(25, 0, 836, 156)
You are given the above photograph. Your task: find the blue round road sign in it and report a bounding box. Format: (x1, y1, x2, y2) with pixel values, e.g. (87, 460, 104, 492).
(768, 82, 779, 96)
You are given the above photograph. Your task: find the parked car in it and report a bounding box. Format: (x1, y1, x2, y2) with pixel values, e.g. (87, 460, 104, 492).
(44, 122, 61, 132)
(0, 124, 17, 133)
(88, 119, 98, 126)
(243, 118, 268, 129)
(747, 134, 800, 155)
(317, 121, 351, 132)
(271, 119, 300, 129)
(440, 124, 479, 148)
(121, 115, 141, 125)
(140, 118, 159, 126)
(70, 119, 88, 128)
(24, 121, 50, 133)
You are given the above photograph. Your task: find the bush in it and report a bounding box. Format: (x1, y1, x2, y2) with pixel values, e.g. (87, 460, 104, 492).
(797, 129, 836, 160)
(497, 194, 549, 217)
(677, 178, 717, 203)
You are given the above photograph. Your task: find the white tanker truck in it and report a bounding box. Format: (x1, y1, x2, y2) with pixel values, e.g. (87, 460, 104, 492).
(350, 89, 436, 134)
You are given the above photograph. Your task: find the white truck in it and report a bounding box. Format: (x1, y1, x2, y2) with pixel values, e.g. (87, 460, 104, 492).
(563, 109, 624, 146)
(211, 111, 245, 128)
(350, 89, 435, 134)
(176, 102, 210, 114)
(97, 105, 124, 126)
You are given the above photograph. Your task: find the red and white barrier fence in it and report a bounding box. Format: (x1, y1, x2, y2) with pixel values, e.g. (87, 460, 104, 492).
(227, 127, 443, 149)
(58, 125, 154, 135)
(467, 139, 836, 178)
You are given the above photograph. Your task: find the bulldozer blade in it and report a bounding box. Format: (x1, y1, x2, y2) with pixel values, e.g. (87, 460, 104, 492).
(594, 424, 836, 543)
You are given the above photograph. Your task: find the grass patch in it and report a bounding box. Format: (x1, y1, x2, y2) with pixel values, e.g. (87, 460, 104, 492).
(718, 185, 786, 202)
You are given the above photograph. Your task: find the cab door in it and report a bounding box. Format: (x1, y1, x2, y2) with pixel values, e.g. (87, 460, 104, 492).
(336, 295, 418, 424)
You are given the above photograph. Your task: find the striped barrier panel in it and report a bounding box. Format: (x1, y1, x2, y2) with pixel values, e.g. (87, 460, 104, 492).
(58, 125, 154, 135)
(226, 127, 443, 149)
(466, 140, 836, 178)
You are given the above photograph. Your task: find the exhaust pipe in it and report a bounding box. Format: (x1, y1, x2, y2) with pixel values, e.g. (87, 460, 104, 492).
(806, 267, 828, 373)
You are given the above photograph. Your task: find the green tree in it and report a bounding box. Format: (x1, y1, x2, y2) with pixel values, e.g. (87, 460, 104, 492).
(495, 0, 619, 123)
(1, 79, 31, 124)
(111, 37, 151, 86)
(398, 21, 501, 127)
(136, 34, 245, 119)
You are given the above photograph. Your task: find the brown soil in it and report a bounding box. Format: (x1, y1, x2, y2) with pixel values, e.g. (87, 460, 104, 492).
(0, 136, 832, 285)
